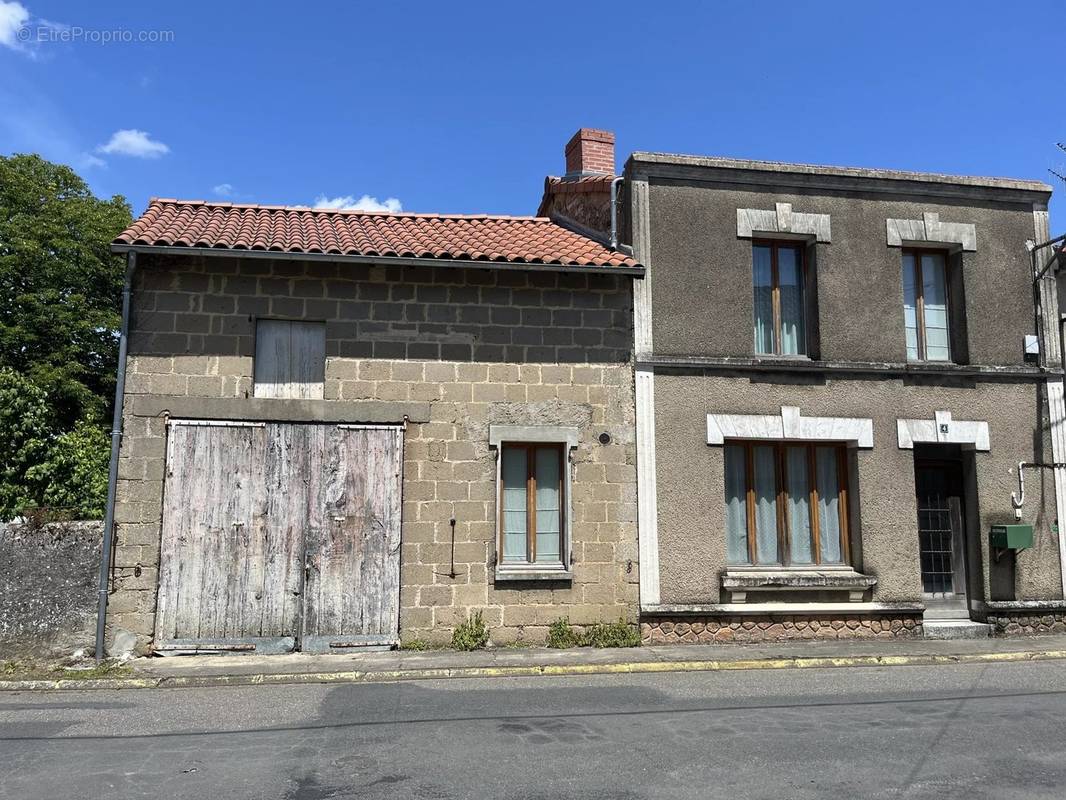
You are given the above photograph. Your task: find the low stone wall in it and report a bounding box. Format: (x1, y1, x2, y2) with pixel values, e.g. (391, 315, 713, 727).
(0, 522, 102, 659)
(641, 614, 924, 644)
(985, 612, 1066, 636)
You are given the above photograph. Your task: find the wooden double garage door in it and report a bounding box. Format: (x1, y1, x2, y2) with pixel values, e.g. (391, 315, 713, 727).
(154, 421, 403, 654)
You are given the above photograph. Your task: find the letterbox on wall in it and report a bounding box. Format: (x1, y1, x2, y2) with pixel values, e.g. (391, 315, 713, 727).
(990, 524, 1034, 551)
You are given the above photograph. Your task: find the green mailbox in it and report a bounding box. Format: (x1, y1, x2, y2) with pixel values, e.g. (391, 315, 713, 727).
(990, 524, 1034, 551)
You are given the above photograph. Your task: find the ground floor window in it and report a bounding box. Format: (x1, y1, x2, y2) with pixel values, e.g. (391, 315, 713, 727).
(499, 443, 564, 565)
(724, 441, 849, 567)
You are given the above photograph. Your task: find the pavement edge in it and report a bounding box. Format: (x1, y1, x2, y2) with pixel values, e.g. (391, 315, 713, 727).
(3, 648, 1066, 692)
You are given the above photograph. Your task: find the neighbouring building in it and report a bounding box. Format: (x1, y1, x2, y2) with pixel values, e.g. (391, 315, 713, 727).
(618, 150, 1066, 642)
(105, 132, 643, 653)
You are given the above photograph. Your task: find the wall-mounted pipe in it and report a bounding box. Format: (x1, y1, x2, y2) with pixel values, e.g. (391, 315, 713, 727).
(609, 176, 624, 250)
(1011, 460, 1066, 514)
(94, 250, 137, 664)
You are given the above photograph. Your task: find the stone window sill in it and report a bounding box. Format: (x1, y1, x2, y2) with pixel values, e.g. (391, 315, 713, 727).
(722, 569, 877, 603)
(494, 566, 573, 583)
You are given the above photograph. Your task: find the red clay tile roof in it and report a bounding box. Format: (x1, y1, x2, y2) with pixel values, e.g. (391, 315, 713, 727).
(536, 175, 614, 218)
(113, 199, 639, 269)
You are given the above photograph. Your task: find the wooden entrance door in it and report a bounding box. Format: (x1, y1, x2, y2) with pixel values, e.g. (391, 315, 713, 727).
(914, 458, 969, 617)
(300, 425, 404, 653)
(153, 421, 403, 654)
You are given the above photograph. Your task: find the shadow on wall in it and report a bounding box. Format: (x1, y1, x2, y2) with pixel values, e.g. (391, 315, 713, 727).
(130, 256, 635, 365)
(0, 522, 102, 659)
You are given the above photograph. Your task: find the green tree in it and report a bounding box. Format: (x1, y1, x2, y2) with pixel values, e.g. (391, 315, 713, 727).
(0, 368, 53, 518)
(0, 154, 132, 429)
(29, 419, 111, 518)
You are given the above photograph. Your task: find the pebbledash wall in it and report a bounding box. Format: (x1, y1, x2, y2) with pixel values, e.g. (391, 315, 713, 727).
(622, 153, 1066, 644)
(109, 253, 639, 650)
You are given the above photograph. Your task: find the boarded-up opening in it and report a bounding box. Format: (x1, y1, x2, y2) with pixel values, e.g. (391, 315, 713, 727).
(253, 320, 326, 399)
(154, 421, 403, 654)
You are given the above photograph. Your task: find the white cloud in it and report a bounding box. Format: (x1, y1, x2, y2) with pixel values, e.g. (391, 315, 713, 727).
(79, 152, 105, 169)
(313, 193, 403, 213)
(212, 183, 234, 197)
(97, 128, 169, 158)
(0, 3, 66, 58)
(0, 2, 30, 51)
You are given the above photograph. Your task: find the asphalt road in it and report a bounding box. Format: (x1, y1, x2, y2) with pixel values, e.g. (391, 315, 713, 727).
(3, 660, 1066, 799)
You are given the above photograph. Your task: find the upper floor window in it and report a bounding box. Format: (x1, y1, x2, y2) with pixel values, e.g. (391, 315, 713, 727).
(724, 441, 849, 567)
(253, 319, 326, 399)
(753, 241, 806, 356)
(902, 250, 950, 362)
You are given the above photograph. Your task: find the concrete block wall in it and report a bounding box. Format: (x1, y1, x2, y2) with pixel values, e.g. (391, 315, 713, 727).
(109, 254, 639, 647)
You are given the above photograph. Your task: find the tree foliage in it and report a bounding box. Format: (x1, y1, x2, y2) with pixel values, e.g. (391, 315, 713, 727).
(0, 153, 132, 429)
(0, 368, 53, 518)
(30, 419, 111, 519)
(0, 368, 111, 520)
(0, 155, 129, 519)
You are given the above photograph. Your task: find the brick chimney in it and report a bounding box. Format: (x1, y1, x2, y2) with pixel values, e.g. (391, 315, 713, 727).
(564, 128, 615, 177)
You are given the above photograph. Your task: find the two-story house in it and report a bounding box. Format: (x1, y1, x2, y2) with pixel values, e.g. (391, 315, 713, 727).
(620, 151, 1066, 641)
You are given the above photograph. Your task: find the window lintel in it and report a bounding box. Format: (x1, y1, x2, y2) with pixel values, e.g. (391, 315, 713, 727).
(489, 424, 579, 449)
(708, 406, 874, 449)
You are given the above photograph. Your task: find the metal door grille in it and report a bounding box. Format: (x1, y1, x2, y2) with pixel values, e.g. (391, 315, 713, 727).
(918, 495, 954, 595)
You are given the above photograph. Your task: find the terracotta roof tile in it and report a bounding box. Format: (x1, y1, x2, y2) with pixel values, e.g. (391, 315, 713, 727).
(114, 199, 640, 269)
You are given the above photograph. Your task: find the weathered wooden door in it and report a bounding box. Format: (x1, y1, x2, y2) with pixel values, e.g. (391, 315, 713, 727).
(301, 425, 404, 653)
(154, 422, 403, 655)
(154, 421, 303, 654)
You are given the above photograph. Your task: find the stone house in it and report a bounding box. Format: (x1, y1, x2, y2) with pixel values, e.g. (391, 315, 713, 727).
(617, 150, 1066, 642)
(104, 132, 643, 653)
(101, 126, 1066, 655)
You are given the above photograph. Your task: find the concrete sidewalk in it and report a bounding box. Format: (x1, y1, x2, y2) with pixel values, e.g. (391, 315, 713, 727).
(6, 634, 1066, 691)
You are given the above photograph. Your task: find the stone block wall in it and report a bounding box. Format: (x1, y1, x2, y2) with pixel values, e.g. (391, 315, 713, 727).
(109, 254, 639, 648)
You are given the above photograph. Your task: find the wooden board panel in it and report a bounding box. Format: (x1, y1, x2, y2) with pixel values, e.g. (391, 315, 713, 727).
(155, 421, 401, 654)
(302, 426, 403, 650)
(253, 320, 325, 400)
(155, 422, 301, 648)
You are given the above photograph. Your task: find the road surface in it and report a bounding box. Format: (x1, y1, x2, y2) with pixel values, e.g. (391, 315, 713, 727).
(3, 660, 1066, 799)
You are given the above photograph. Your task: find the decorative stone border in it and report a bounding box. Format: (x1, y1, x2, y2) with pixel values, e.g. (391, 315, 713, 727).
(641, 614, 924, 644)
(707, 405, 873, 448)
(886, 211, 976, 251)
(736, 202, 831, 243)
(982, 612, 1066, 636)
(896, 410, 990, 451)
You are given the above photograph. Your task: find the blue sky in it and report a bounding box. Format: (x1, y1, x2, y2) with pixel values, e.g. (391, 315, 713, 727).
(2, 1, 1064, 227)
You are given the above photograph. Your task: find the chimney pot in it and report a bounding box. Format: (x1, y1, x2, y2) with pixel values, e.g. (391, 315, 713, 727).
(564, 128, 615, 177)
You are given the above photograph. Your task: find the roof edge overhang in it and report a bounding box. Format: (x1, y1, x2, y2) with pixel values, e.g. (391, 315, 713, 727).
(626, 151, 1053, 204)
(109, 243, 644, 276)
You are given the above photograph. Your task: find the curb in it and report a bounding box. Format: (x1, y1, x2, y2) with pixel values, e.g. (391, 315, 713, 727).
(3, 648, 1066, 692)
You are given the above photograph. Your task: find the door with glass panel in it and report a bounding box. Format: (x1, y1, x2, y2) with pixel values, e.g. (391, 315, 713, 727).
(499, 443, 565, 568)
(753, 241, 806, 356)
(913, 456, 968, 617)
(724, 442, 849, 566)
(902, 249, 951, 362)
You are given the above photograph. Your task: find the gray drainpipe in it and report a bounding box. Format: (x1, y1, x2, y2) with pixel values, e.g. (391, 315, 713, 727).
(609, 176, 624, 250)
(94, 250, 136, 664)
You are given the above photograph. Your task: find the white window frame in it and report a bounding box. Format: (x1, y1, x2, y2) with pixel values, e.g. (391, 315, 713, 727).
(489, 425, 578, 581)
